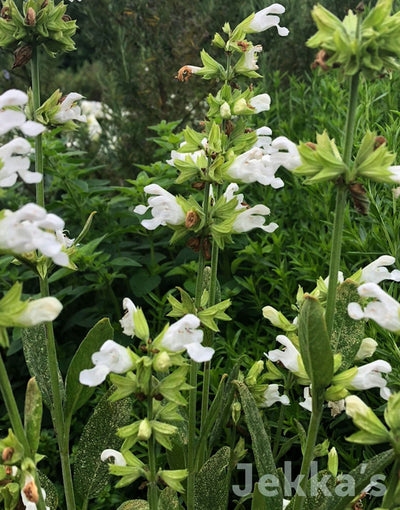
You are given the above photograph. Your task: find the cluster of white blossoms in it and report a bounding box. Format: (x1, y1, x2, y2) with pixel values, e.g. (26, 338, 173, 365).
(0, 89, 45, 187)
(0, 203, 70, 266)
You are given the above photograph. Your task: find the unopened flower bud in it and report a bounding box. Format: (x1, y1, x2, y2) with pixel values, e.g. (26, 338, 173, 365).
(1, 6, 11, 20)
(2, 447, 14, 462)
(132, 307, 150, 342)
(185, 210, 200, 228)
(328, 447, 338, 477)
(246, 360, 264, 386)
(355, 338, 377, 361)
(220, 101, 232, 119)
(25, 7, 36, 26)
(23, 478, 39, 503)
(137, 418, 152, 441)
(212, 32, 225, 48)
(374, 136, 387, 150)
(153, 351, 172, 372)
(231, 401, 241, 425)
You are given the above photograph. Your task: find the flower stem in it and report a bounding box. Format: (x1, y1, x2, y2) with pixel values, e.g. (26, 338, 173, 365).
(325, 71, 360, 338)
(147, 392, 158, 509)
(31, 47, 76, 510)
(0, 353, 47, 510)
(292, 397, 324, 510)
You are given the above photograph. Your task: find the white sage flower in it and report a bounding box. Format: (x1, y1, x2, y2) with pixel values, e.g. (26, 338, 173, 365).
(227, 147, 283, 188)
(53, 93, 86, 124)
(348, 360, 392, 400)
(79, 340, 134, 387)
(0, 89, 45, 137)
(0, 203, 70, 266)
(0, 137, 42, 187)
(119, 297, 137, 337)
(248, 4, 289, 36)
(161, 314, 214, 362)
(299, 386, 312, 412)
(241, 44, 263, 71)
(167, 139, 207, 167)
(354, 338, 378, 361)
(261, 384, 290, 407)
(233, 204, 278, 234)
(249, 93, 271, 113)
(270, 136, 302, 171)
(360, 255, 400, 284)
(348, 282, 400, 332)
(101, 449, 127, 466)
(266, 334, 301, 373)
(134, 184, 186, 230)
(15, 297, 62, 327)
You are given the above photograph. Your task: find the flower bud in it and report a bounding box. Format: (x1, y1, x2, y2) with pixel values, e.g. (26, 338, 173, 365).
(231, 401, 241, 425)
(132, 307, 150, 342)
(137, 418, 152, 441)
(185, 210, 200, 228)
(232, 98, 251, 115)
(153, 351, 172, 372)
(262, 305, 296, 331)
(345, 395, 390, 444)
(220, 102, 232, 119)
(212, 32, 225, 48)
(25, 7, 36, 26)
(1, 447, 14, 462)
(354, 338, 377, 361)
(245, 360, 264, 386)
(327, 447, 338, 477)
(384, 392, 400, 432)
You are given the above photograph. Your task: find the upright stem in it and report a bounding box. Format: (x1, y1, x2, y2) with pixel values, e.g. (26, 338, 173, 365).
(292, 399, 324, 510)
(147, 391, 158, 509)
(31, 47, 76, 510)
(0, 354, 47, 510)
(325, 72, 360, 338)
(187, 183, 211, 510)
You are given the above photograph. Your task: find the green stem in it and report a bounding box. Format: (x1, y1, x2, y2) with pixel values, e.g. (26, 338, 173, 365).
(292, 398, 324, 510)
(31, 48, 76, 510)
(325, 72, 360, 338)
(0, 354, 47, 510)
(381, 459, 400, 508)
(187, 182, 211, 510)
(147, 392, 158, 509)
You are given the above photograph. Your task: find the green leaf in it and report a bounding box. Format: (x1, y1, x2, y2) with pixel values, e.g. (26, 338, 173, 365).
(298, 295, 334, 392)
(325, 449, 395, 510)
(331, 281, 364, 370)
(251, 482, 268, 510)
(74, 387, 132, 504)
(38, 471, 58, 510)
(22, 325, 64, 409)
(158, 487, 181, 510)
(65, 318, 114, 420)
(116, 501, 149, 510)
(234, 381, 283, 510)
(286, 470, 336, 510)
(194, 447, 231, 510)
(24, 378, 43, 455)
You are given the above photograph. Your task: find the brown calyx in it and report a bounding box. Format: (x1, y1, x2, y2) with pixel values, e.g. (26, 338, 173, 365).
(374, 136, 387, 150)
(12, 45, 33, 69)
(311, 50, 330, 71)
(185, 210, 200, 228)
(2, 447, 14, 462)
(25, 7, 36, 26)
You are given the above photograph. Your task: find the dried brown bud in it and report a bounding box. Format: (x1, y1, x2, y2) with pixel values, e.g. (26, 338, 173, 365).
(185, 210, 200, 228)
(2, 447, 14, 462)
(311, 50, 330, 71)
(305, 142, 317, 150)
(237, 41, 249, 52)
(374, 136, 387, 150)
(187, 237, 201, 252)
(356, 2, 365, 13)
(23, 480, 39, 503)
(12, 45, 33, 69)
(41, 0, 49, 8)
(25, 7, 36, 26)
(154, 393, 164, 401)
(225, 120, 235, 136)
(135, 392, 147, 402)
(349, 182, 369, 215)
(1, 6, 11, 20)
(62, 14, 72, 22)
(202, 238, 211, 260)
(175, 66, 195, 82)
(192, 181, 205, 191)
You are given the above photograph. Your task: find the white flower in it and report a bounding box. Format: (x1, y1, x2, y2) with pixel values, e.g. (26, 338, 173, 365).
(300, 386, 313, 412)
(134, 184, 186, 230)
(167, 139, 207, 167)
(348, 282, 400, 332)
(101, 449, 127, 466)
(254, 126, 273, 150)
(243, 44, 263, 71)
(349, 360, 392, 399)
(21, 474, 50, 510)
(16, 297, 62, 326)
(227, 147, 283, 188)
(53, 93, 86, 124)
(360, 255, 400, 284)
(266, 334, 301, 373)
(388, 166, 400, 183)
(270, 136, 302, 171)
(161, 314, 214, 362)
(249, 93, 271, 113)
(261, 384, 290, 407)
(0, 203, 70, 266)
(79, 340, 134, 387)
(0, 137, 42, 187)
(393, 186, 400, 199)
(233, 204, 278, 234)
(249, 4, 289, 36)
(119, 297, 137, 337)
(354, 338, 378, 361)
(0, 89, 45, 137)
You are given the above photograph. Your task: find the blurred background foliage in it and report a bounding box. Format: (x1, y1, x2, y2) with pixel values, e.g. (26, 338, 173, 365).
(1, 1, 400, 507)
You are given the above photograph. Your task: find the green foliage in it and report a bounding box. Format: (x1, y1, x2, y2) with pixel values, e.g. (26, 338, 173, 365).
(193, 447, 231, 510)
